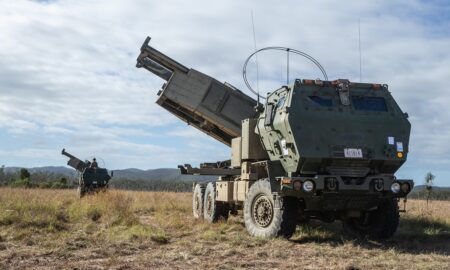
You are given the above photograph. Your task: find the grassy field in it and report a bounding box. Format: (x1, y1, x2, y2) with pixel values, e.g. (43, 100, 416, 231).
(0, 188, 449, 269)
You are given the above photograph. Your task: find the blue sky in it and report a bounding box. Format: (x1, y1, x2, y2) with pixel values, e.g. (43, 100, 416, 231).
(0, 0, 449, 186)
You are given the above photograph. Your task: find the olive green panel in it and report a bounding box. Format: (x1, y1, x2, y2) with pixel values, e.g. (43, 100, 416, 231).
(82, 168, 111, 187)
(256, 79, 411, 177)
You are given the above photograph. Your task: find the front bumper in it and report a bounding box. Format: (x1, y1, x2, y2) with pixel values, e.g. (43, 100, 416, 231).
(277, 175, 414, 211)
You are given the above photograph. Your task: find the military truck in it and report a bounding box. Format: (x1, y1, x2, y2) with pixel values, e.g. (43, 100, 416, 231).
(136, 37, 413, 239)
(61, 149, 113, 198)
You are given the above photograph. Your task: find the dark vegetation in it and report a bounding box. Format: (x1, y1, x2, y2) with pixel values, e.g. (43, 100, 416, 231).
(0, 166, 212, 192)
(0, 166, 75, 189)
(407, 185, 450, 201)
(1, 166, 449, 199)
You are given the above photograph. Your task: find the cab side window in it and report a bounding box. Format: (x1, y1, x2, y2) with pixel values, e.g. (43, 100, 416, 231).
(276, 96, 286, 110)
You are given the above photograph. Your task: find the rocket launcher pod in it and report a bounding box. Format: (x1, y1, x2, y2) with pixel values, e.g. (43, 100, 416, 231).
(136, 37, 257, 146)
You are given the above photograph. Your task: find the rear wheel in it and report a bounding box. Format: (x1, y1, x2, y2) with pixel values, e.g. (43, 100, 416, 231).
(243, 179, 297, 239)
(343, 199, 399, 240)
(193, 183, 205, 219)
(203, 182, 229, 223)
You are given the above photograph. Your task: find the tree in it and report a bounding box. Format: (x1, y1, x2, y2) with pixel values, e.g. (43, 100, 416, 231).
(424, 172, 435, 206)
(20, 168, 31, 180)
(0, 165, 5, 185)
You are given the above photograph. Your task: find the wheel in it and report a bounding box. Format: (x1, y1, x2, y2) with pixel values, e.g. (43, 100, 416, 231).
(203, 182, 229, 223)
(193, 183, 205, 219)
(343, 199, 399, 240)
(243, 179, 297, 239)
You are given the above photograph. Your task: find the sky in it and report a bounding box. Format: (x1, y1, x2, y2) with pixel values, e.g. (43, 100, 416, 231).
(0, 0, 449, 186)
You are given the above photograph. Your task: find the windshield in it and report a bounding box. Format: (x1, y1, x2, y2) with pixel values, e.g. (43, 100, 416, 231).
(308, 96, 334, 107)
(351, 96, 387, 112)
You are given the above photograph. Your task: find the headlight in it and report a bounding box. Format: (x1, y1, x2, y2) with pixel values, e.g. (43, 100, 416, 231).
(293, 181, 302, 191)
(303, 180, 314, 192)
(391, 182, 401, 193)
(401, 183, 410, 193)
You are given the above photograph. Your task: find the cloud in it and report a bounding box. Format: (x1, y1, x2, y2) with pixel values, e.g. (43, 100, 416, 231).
(0, 0, 449, 185)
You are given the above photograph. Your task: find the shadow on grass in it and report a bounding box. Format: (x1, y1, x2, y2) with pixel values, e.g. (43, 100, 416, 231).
(290, 216, 450, 255)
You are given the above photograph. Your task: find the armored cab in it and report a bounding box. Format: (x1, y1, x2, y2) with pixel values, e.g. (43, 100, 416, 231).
(61, 149, 112, 198)
(258, 79, 411, 182)
(136, 38, 414, 240)
(259, 79, 410, 176)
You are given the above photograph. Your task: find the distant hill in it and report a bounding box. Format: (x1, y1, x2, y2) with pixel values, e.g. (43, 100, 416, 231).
(113, 168, 180, 180)
(4, 166, 77, 177)
(412, 185, 450, 192)
(5, 167, 448, 189)
(4, 166, 214, 182)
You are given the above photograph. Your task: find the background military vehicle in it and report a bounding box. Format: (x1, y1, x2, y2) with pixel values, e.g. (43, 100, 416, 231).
(61, 149, 113, 198)
(136, 37, 414, 239)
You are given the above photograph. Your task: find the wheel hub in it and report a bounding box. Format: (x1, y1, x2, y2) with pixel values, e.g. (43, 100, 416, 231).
(252, 195, 273, 228)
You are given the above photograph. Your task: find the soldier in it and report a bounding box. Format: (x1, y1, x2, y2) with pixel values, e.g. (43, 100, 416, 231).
(90, 158, 98, 168)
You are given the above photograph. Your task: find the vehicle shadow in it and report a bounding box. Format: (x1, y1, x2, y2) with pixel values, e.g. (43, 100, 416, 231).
(290, 216, 450, 256)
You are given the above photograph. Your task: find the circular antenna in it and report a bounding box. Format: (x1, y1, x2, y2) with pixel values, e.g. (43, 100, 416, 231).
(85, 156, 106, 168)
(242, 46, 328, 100)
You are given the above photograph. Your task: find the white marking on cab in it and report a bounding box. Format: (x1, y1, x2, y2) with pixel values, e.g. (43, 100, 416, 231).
(280, 139, 289, 156)
(344, 148, 363, 158)
(396, 142, 403, 152)
(388, 136, 395, 145)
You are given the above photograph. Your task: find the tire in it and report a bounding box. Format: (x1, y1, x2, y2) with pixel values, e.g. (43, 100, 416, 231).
(193, 183, 205, 219)
(243, 179, 297, 239)
(343, 199, 399, 240)
(203, 182, 229, 223)
(77, 186, 85, 198)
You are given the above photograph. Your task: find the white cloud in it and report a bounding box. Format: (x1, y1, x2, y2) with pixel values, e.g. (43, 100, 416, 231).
(0, 0, 449, 185)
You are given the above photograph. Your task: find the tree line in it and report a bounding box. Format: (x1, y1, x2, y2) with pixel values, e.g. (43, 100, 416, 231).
(0, 166, 195, 192)
(1, 166, 449, 198)
(0, 166, 77, 189)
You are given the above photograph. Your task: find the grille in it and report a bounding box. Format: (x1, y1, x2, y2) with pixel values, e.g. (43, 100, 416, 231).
(326, 166, 370, 178)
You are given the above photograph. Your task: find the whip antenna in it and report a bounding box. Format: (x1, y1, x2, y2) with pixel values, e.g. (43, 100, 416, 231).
(287, 48, 290, 85)
(359, 19, 362, 82)
(243, 47, 328, 100)
(251, 11, 260, 107)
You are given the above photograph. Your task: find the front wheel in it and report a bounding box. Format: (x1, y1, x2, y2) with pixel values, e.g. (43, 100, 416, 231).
(243, 179, 297, 239)
(343, 199, 399, 240)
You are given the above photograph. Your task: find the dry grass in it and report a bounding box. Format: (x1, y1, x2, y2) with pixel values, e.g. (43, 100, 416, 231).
(0, 188, 449, 269)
